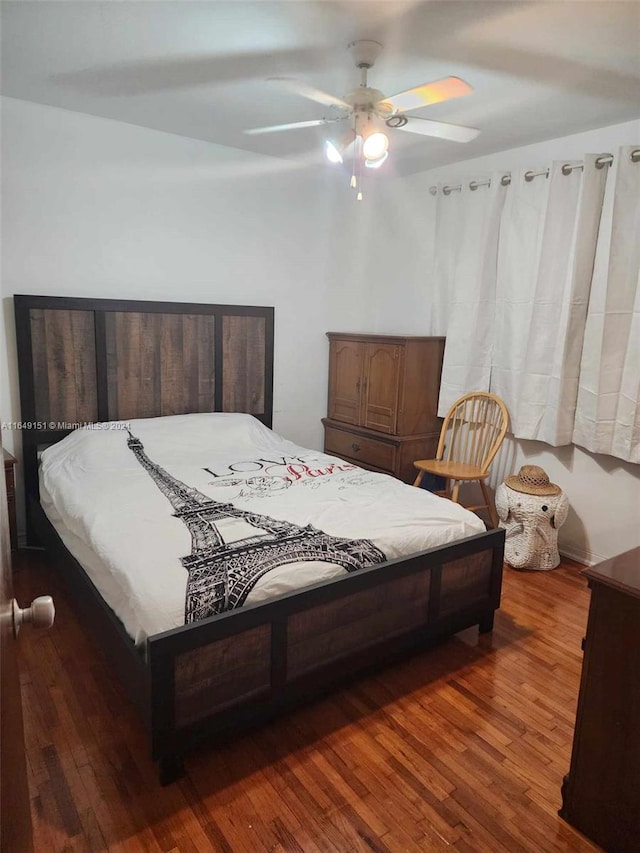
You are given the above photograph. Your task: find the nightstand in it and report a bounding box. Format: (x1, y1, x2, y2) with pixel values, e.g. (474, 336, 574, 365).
(3, 449, 17, 552)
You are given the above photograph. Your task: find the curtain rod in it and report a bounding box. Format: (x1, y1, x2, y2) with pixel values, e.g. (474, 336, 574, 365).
(430, 149, 640, 196)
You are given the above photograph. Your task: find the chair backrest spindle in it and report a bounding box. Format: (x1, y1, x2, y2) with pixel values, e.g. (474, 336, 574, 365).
(437, 392, 509, 473)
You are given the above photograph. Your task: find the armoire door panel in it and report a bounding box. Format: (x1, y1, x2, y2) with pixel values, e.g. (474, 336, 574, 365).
(328, 340, 363, 426)
(362, 343, 402, 434)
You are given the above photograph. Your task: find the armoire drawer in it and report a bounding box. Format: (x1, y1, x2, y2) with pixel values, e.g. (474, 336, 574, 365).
(324, 426, 396, 472)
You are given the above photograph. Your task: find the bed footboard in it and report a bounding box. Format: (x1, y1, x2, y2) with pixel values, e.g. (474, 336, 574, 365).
(147, 528, 504, 783)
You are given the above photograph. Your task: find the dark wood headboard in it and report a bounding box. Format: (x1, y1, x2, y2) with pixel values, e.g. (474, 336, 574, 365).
(14, 295, 274, 540)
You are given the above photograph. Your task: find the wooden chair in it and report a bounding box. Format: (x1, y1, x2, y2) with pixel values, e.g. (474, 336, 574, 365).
(413, 392, 509, 528)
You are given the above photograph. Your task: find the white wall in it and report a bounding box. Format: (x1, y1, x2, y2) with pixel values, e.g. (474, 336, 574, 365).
(0, 96, 374, 538)
(360, 118, 640, 563)
(0, 97, 372, 442)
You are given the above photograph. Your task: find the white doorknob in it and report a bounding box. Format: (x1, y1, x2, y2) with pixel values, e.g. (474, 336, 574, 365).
(12, 595, 55, 636)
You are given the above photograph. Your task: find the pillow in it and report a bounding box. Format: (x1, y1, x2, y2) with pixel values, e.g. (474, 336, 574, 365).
(40, 412, 282, 474)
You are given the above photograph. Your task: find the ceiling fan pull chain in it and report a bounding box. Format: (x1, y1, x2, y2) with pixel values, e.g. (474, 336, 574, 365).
(350, 116, 358, 189)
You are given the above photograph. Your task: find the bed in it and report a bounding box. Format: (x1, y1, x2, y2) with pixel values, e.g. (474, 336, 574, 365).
(15, 294, 505, 784)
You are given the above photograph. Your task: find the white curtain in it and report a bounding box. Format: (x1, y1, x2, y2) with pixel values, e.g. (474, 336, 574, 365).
(573, 146, 640, 462)
(491, 158, 607, 443)
(430, 184, 463, 336)
(437, 176, 506, 415)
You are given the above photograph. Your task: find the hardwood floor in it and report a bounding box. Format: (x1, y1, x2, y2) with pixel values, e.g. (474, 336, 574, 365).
(13, 550, 601, 852)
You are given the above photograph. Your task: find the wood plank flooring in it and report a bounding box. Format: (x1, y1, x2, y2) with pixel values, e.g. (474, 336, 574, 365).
(13, 551, 601, 852)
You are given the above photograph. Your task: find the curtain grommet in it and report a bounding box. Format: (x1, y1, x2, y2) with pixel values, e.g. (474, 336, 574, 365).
(524, 169, 549, 182)
(595, 154, 613, 169)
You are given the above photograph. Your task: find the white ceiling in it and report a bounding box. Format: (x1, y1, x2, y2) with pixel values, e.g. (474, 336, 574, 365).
(2, 1, 639, 177)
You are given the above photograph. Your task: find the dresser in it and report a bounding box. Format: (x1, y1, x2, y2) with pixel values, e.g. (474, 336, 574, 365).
(560, 547, 640, 852)
(322, 333, 445, 484)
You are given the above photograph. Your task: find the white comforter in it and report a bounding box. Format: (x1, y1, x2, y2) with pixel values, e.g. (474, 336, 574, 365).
(40, 413, 485, 643)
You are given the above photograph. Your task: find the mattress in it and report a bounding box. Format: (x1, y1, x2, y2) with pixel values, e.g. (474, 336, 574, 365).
(39, 413, 486, 644)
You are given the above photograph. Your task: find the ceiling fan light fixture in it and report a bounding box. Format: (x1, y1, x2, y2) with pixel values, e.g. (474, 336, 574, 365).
(326, 130, 357, 165)
(325, 140, 344, 164)
(365, 150, 388, 169)
(362, 131, 389, 161)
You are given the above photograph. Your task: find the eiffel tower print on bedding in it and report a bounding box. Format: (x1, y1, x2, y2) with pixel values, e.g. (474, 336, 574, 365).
(126, 432, 387, 623)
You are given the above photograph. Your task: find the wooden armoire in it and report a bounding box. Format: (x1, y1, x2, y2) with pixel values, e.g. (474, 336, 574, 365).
(322, 333, 445, 483)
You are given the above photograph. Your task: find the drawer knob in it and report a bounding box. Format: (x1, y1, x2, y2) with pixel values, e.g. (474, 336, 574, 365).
(351, 443, 361, 452)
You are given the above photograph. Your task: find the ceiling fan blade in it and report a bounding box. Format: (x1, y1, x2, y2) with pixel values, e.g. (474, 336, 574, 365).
(51, 48, 329, 96)
(268, 77, 350, 109)
(244, 119, 333, 135)
(395, 116, 480, 143)
(380, 76, 473, 114)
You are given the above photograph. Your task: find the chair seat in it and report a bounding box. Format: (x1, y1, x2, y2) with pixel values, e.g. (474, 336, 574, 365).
(413, 459, 490, 481)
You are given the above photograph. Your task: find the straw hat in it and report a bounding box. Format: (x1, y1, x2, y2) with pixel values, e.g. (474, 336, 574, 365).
(505, 465, 561, 496)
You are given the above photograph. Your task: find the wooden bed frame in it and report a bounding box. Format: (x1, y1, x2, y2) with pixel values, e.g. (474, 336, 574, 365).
(14, 294, 505, 784)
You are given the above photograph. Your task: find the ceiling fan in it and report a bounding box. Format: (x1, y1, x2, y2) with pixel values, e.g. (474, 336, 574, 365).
(244, 40, 480, 183)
